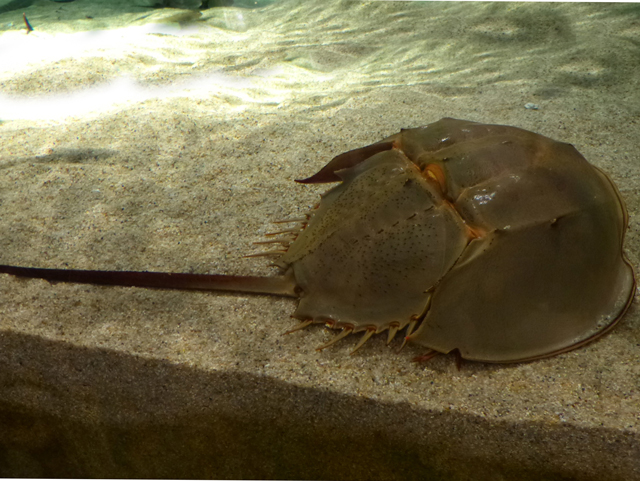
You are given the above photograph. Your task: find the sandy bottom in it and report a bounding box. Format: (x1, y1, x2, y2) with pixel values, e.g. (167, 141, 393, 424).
(0, 0, 639, 437)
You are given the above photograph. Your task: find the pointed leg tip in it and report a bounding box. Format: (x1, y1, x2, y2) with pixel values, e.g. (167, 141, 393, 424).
(282, 319, 313, 336)
(315, 327, 353, 351)
(386, 324, 399, 345)
(398, 336, 409, 351)
(349, 328, 375, 355)
(412, 350, 439, 363)
(398, 318, 419, 352)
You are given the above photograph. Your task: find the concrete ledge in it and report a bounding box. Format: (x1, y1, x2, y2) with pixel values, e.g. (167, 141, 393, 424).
(1, 331, 638, 480)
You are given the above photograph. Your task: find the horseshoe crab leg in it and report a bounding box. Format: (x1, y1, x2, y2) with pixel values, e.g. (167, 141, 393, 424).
(350, 328, 376, 355)
(412, 350, 439, 363)
(386, 323, 399, 345)
(315, 327, 353, 351)
(243, 250, 288, 258)
(272, 217, 308, 224)
(0, 265, 298, 297)
(398, 318, 419, 351)
(283, 319, 314, 335)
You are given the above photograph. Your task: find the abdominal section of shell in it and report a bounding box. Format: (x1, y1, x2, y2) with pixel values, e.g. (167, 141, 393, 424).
(0, 118, 634, 363)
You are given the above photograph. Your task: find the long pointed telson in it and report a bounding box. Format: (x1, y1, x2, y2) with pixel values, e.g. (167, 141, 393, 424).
(0, 265, 298, 297)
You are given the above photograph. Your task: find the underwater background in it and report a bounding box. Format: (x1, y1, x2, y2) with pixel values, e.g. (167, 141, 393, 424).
(0, 1, 639, 479)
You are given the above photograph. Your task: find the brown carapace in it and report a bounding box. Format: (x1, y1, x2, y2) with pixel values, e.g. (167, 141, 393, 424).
(0, 118, 635, 363)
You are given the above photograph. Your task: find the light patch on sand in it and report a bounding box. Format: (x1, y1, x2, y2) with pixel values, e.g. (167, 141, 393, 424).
(0, 20, 338, 121)
(0, 69, 298, 121)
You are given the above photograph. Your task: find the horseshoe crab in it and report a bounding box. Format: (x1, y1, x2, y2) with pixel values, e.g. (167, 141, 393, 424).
(0, 118, 635, 362)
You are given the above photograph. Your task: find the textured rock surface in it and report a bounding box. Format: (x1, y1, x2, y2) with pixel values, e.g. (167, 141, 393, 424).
(0, 1, 639, 479)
